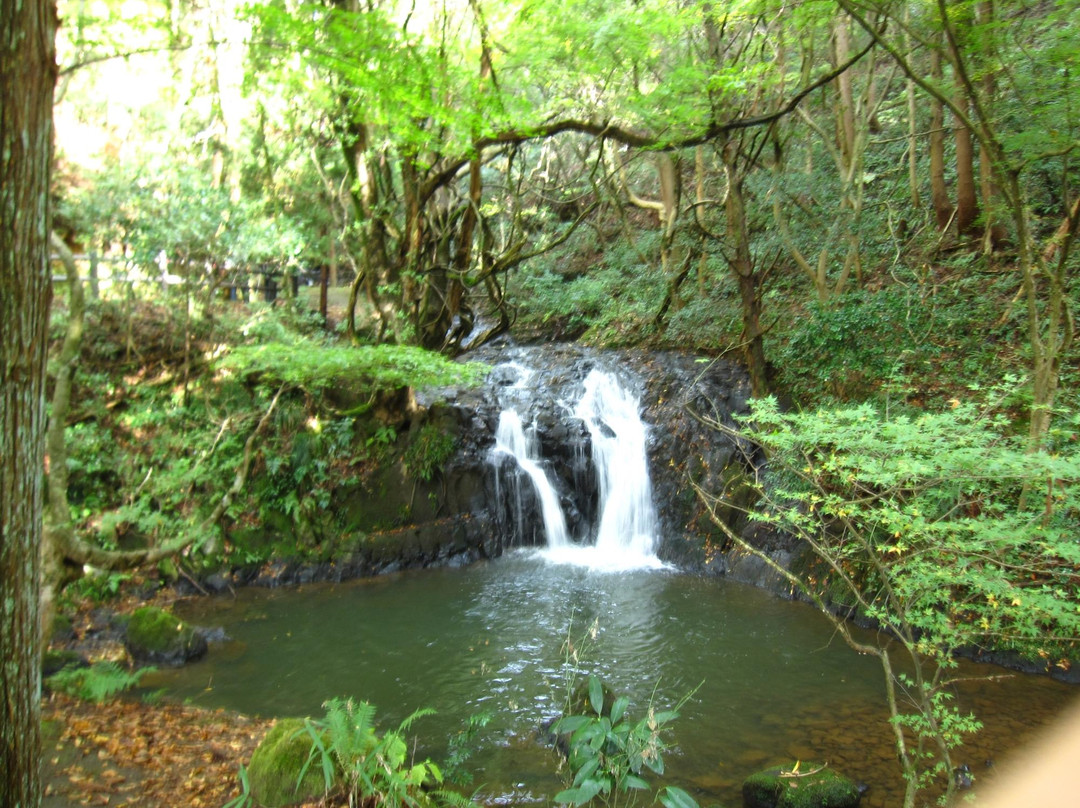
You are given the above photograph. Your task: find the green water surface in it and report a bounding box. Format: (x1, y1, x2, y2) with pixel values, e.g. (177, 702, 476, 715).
(152, 551, 1075, 807)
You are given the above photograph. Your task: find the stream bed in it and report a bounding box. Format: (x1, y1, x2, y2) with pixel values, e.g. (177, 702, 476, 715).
(152, 552, 1075, 807)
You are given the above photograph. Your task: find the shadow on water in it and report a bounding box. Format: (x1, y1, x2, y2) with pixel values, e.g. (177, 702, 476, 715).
(153, 552, 1075, 808)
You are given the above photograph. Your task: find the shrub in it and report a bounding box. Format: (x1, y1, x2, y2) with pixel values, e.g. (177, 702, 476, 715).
(46, 661, 152, 703)
(771, 287, 931, 404)
(552, 675, 699, 808)
(298, 697, 474, 808)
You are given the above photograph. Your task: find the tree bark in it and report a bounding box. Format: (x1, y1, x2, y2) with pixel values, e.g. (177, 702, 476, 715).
(42, 235, 87, 640)
(723, 143, 769, 397)
(929, 42, 952, 230)
(904, 2, 921, 210)
(948, 9, 979, 236)
(976, 0, 1006, 250)
(833, 17, 857, 169)
(657, 153, 684, 313)
(1, 1, 58, 804)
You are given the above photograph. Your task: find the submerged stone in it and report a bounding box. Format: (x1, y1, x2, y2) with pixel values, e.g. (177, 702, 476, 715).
(742, 761, 861, 808)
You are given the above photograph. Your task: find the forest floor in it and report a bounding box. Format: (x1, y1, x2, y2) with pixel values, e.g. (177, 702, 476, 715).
(39, 582, 273, 808)
(41, 691, 270, 808)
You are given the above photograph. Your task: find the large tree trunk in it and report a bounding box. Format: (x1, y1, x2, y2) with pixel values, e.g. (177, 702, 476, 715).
(1, 1, 58, 805)
(976, 0, 1006, 251)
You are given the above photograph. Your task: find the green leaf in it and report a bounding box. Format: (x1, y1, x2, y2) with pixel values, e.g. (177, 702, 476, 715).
(553, 715, 592, 734)
(573, 756, 601, 786)
(588, 675, 604, 716)
(555, 778, 603, 806)
(609, 696, 629, 724)
(658, 786, 699, 808)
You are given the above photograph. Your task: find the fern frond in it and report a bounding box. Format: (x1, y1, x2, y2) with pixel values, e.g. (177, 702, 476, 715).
(398, 706, 436, 733)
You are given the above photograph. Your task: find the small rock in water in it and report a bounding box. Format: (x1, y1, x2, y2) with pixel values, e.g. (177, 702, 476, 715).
(954, 763, 974, 789)
(742, 761, 862, 808)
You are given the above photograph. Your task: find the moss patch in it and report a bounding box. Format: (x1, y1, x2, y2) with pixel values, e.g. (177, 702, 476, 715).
(743, 761, 861, 808)
(124, 606, 207, 665)
(248, 718, 328, 808)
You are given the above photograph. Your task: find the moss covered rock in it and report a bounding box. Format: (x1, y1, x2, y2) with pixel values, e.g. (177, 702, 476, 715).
(742, 761, 861, 808)
(42, 649, 88, 678)
(248, 718, 327, 808)
(123, 606, 207, 666)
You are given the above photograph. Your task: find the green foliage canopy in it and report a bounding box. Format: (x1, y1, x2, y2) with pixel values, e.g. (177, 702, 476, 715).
(745, 396, 1080, 662)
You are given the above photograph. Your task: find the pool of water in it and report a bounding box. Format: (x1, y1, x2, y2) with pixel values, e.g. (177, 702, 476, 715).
(152, 551, 1076, 806)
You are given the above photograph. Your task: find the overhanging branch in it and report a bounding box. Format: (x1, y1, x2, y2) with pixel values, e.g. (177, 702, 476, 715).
(418, 33, 879, 208)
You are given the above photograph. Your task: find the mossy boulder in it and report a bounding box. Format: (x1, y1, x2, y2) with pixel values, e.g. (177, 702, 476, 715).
(742, 761, 861, 808)
(248, 718, 327, 808)
(42, 649, 88, 678)
(123, 606, 207, 666)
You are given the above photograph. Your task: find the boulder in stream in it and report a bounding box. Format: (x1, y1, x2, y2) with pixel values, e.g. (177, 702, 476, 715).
(123, 606, 207, 666)
(742, 761, 861, 808)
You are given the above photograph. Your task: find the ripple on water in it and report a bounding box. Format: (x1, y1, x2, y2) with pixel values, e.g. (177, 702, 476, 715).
(159, 556, 1077, 808)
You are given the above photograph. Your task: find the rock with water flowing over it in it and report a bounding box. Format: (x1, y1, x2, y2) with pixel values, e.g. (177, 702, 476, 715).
(742, 761, 862, 808)
(212, 341, 791, 587)
(447, 342, 766, 567)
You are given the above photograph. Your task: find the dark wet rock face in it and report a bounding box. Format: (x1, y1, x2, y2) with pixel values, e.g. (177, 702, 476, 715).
(221, 340, 776, 588)
(429, 342, 761, 569)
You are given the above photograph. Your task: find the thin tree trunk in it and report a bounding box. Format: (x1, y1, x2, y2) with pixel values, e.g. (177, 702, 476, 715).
(929, 43, 952, 230)
(88, 249, 100, 299)
(948, 10, 980, 235)
(904, 2, 921, 209)
(723, 145, 769, 396)
(976, 0, 1006, 250)
(834, 18, 857, 168)
(42, 235, 86, 640)
(658, 153, 684, 313)
(329, 232, 338, 289)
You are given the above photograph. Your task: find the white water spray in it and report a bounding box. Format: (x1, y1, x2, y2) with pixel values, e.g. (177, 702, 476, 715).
(493, 410, 570, 547)
(575, 369, 658, 559)
(491, 364, 664, 571)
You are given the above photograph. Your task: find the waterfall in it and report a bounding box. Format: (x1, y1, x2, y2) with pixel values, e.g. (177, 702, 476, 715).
(574, 369, 658, 559)
(490, 363, 664, 571)
(493, 410, 571, 548)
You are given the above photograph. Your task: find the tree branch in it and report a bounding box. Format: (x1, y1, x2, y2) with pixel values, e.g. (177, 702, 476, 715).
(59, 42, 194, 77)
(418, 34, 879, 208)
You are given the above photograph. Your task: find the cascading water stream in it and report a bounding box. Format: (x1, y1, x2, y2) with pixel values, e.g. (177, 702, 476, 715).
(574, 369, 657, 559)
(492, 410, 571, 548)
(491, 364, 664, 570)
